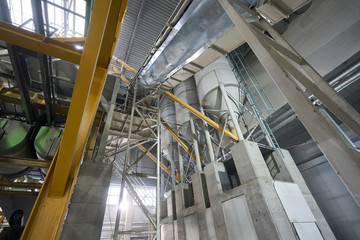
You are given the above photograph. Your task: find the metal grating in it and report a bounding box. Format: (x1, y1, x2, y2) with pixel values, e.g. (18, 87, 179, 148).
(112, 0, 180, 81)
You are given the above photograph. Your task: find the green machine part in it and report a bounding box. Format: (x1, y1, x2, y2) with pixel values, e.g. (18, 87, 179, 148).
(34, 126, 63, 161)
(0, 118, 34, 177)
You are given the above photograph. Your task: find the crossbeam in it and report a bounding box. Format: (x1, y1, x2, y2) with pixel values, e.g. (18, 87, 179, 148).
(0, 21, 82, 64)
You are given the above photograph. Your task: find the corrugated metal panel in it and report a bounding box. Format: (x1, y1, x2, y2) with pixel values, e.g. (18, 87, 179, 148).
(112, 0, 179, 81)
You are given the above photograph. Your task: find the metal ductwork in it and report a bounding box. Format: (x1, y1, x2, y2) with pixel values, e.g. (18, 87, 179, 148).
(138, 0, 262, 88)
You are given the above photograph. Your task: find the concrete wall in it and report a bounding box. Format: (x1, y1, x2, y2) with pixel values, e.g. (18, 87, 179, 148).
(245, 0, 360, 114)
(290, 125, 360, 240)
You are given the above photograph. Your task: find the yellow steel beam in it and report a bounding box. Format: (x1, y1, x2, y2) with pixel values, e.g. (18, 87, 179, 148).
(112, 66, 130, 85)
(0, 88, 69, 115)
(0, 190, 37, 196)
(21, 0, 128, 239)
(0, 88, 105, 121)
(52, 37, 86, 43)
(0, 181, 42, 189)
(164, 91, 239, 141)
(121, 75, 130, 86)
(0, 21, 82, 64)
(112, 56, 137, 74)
(161, 120, 204, 164)
(138, 144, 181, 182)
(51, 0, 126, 197)
(0, 156, 50, 169)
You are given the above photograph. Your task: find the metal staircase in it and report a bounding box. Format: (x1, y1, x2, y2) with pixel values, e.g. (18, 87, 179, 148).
(112, 154, 156, 225)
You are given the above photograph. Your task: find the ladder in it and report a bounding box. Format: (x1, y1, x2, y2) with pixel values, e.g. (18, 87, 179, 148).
(228, 50, 283, 157)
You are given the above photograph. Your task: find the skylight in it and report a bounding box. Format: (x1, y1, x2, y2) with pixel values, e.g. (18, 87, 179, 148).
(7, 0, 86, 37)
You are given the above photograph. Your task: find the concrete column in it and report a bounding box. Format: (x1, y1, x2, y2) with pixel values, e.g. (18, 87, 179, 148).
(272, 150, 336, 240)
(174, 183, 189, 240)
(231, 140, 296, 240)
(60, 162, 112, 240)
(203, 161, 230, 239)
(219, 0, 360, 205)
(95, 78, 121, 162)
(191, 172, 211, 240)
(167, 190, 176, 220)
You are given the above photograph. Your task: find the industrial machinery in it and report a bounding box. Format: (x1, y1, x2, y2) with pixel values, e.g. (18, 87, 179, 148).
(0, 0, 359, 239)
(0, 118, 35, 178)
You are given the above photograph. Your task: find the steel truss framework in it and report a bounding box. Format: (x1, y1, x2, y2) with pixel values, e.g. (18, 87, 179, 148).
(0, 0, 359, 239)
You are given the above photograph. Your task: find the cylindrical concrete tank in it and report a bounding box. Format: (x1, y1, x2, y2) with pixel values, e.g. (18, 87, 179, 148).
(0, 118, 36, 177)
(160, 96, 178, 165)
(194, 56, 244, 132)
(174, 77, 203, 145)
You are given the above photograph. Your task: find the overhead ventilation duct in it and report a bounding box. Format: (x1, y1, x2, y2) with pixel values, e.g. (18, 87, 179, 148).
(194, 57, 244, 135)
(138, 0, 263, 88)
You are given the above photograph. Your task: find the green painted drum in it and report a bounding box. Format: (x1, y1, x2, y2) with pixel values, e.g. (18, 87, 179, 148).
(0, 118, 33, 177)
(34, 126, 63, 161)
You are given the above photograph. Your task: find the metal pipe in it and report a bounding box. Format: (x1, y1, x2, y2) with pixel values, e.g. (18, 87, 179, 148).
(311, 65, 360, 104)
(113, 78, 139, 240)
(126, 173, 157, 180)
(190, 118, 202, 171)
(334, 71, 360, 92)
(200, 107, 216, 162)
(0, 181, 42, 189)
(112, 56, 137, 74)
(329, 62, 360, 86)
(127, 141, 158, 172)
(164, 91, 238, 141)
(178, 143, 184, 183)
(118, 230, 157, 235)
(319, 107, 360, 152)
(156, 93, 161, 239)
(137, 144, 180, 182)
(218, 81, 244, 140)
(0, 156, 50, 168)
(161, 120, 203, 164)
(171, 156, 176, 189)
(215, 117, 228, 159)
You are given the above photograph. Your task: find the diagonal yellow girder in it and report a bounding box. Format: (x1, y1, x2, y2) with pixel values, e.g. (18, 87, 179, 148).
(161, 120, 204, 165)
(20, 0, 128, 239)
(112, 56, 138, 74)
(164, 91, 239, 141)
(138, 144, 181, 182)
